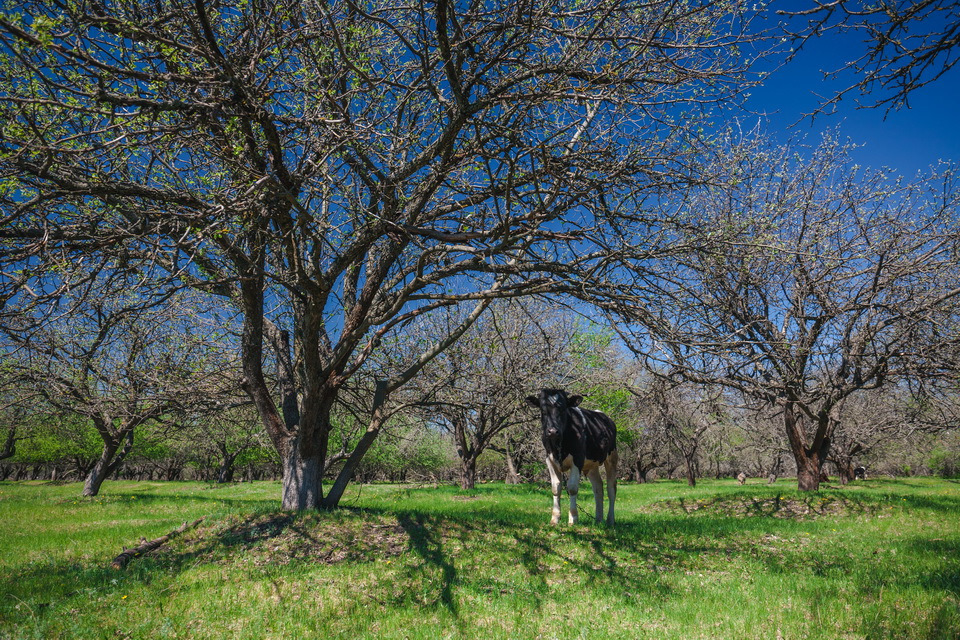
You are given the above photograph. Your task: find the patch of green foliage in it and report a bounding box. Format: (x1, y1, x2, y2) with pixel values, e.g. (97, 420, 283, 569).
(1, 478, 958, 639)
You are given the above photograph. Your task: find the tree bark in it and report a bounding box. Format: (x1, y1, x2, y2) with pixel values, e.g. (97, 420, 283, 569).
(634, 465, 648, 483)
(460, 456, 477, 490)
(110, 518, 204, 570)
(683, 454, 697, 487)
(82, 431, 134, 497)
(783, 402, 831, 492)
(322, 381, 390, 509)
(796, 455, 823, 491)
(216, 443, 238, 484)
(280, 433, 323, 511)
(836, 459, 854, 485)
(0, 427, 15, 460)
(217, 454, 237, 484)
(504, 450, 521, 484)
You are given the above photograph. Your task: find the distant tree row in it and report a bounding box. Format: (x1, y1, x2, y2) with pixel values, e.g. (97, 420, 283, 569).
(3, 295, 958, 489)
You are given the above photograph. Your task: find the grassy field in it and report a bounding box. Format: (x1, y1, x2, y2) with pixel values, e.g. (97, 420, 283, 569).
(1, 477, 958, 639)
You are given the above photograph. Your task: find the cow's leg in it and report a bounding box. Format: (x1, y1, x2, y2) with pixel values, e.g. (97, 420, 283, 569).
(604, 451, 619, 526)
(545, 455, 562, 525)
(567, 465, 581, 524)
(588, 466, 604, 523)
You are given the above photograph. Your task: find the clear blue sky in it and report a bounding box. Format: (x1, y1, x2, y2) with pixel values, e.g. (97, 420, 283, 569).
(745, 24, 960, 178)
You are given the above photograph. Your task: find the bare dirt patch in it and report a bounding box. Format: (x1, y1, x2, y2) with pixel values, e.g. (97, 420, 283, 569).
(164, 514, 411, 567)
(645, 494, 882, 520)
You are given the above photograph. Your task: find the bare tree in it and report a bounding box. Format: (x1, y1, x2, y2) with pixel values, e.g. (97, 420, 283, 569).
(631, 379, 724, 487)
(3, 269, 224, 496)
(0, 382, 29, 461)
(0, 1, 762, 509)
(610, 133, 960, 491)
(414, 300, 576, 489)
(0, 428, 14, 461)
(185, 402, 268, 484)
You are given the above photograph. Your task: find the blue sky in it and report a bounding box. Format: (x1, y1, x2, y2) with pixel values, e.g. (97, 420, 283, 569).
(746, 22, 960, 178)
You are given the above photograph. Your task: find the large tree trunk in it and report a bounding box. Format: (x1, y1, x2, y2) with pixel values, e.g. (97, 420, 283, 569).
(216, 443, 238, 484)
(83, 454, 112, 497)
(683, 453, 697, 487)
(635, 455, 654, 483)
(0, 427, 16, 460)
(795, 455, 821, 491)
(452, 416, 479, 491)
(634, 465, 647, 483)
(217, 458, 236, 484)
(280, 432, 323, 510)
(784, 402, 832, 492)
(831, 442, 861, 486)
(504, 450, 521, 484)
(82, 431, 133, 497)
(460, 456, 477, 490)
(835, 458, 854, 485)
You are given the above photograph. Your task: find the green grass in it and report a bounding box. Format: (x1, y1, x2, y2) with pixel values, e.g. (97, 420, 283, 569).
(1, 478, 958, 639)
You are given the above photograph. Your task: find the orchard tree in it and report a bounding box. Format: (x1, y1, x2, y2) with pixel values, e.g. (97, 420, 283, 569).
(0, 0, 761, 509)
(631, 378, 726, 487)
(0, 377, 30, 461)
(609, 133, 960, 491)
(3, 268, 225, 496)
(415, 299, 578, 489)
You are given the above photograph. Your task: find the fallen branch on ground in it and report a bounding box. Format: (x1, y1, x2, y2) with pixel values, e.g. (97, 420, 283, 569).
(110, 518, 204, 570)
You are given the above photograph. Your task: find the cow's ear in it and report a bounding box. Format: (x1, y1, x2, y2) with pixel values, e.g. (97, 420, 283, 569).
(568, 395, 583, 407)
(525, 395, 540, 408)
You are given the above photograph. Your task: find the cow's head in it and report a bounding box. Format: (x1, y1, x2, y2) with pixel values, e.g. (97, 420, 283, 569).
(526, 388, 583, 448)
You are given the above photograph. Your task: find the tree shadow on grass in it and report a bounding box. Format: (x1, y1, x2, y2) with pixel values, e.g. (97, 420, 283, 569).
(394, 512, 459, 616)
(94, 491, 278, 509)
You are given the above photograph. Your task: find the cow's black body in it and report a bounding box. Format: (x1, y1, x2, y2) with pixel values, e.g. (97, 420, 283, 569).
(527, 389, 618, 525)
(544, 404, 616, 472)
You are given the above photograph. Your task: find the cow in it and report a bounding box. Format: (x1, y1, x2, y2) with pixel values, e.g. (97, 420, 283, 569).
(526, 389, 618, 526)
(854, 466, 867, 480)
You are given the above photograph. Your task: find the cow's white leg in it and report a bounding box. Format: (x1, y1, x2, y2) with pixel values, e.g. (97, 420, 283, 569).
(604, 451, 619, 526)
(567, 465, 581, 524)
(588, 467, 604, 523)
(545, 455, 562, 525)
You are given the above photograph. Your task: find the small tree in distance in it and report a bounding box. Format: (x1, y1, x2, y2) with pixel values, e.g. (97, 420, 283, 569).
(609, 133, 960, 491)
(414, 300, 578, 490)
(3, 268, 227, 496)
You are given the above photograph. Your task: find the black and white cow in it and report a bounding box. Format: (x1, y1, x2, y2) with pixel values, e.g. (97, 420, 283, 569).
(526, 389, 618, 525)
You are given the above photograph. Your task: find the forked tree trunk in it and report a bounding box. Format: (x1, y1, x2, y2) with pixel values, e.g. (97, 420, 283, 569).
(796, 453, 827, 491)
(835, 458, 854, 485)
(83, 455, 112, 497)
(217, 456, 237, 484)
(635, 457, 654, 483)
(683, 454, 697, 487)
(831, 442, 861, 486)
(784, 403, 832, 492)
(82, 431, 134, 497)
(216, 444, 238, 484)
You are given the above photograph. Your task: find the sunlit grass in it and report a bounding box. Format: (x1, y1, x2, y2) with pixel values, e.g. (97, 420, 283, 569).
(1, 478, 958, 638)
